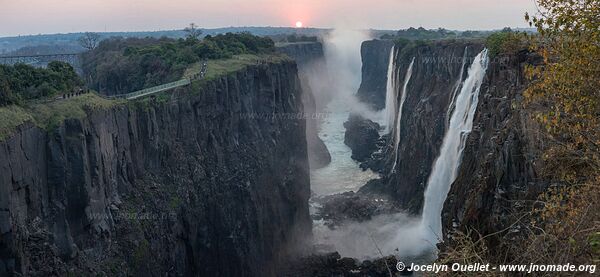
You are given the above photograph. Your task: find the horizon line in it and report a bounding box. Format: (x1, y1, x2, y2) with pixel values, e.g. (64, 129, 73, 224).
(0, 25, 535, 40)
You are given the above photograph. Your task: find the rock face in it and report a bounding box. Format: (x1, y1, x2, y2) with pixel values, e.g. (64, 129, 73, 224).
(343, 114, 380, 163)
(355, 40, 548, 249)
(361, 40, 485, 213)
(312, 192, 401, 228)
(303, 83, 332, 169)
(0, 61, 311, 276)
(277, 42, 325, 67)
(356, 39, 394, 110)
(442, 50, 546, 242)
(278, 42, 332, 169)
(284, 252, 399, 277)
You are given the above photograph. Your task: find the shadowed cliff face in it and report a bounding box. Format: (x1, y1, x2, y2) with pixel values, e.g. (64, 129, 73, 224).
(361, 41, 484, 214)
(0, 61, 311, 276)
(278, 42, 332, 169)
(356, 39, 395, 110)
(442, 50, 546, 243)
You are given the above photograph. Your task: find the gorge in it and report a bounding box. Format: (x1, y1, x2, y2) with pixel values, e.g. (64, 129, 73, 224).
(1, 30, 549, 276)
(0, 57, 311, 276)
(292, 31, 546, 270)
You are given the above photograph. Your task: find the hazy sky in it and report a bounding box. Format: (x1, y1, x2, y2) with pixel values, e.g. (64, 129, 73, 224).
(0, 0, 537, 37)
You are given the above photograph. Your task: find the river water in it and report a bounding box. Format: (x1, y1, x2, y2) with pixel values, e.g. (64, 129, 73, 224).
(310, 101, 380, 196)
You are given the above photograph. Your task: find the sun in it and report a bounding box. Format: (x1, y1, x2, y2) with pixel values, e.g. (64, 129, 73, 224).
(295, 21, 303, 28)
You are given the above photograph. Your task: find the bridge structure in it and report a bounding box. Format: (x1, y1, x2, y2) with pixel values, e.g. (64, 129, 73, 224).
(109, 61, 208, 100)
(0, 53, 80, 68)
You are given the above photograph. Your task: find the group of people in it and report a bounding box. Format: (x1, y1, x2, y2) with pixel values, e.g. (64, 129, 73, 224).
(189, 61, 208, 80)
(61, 88, 89, 99)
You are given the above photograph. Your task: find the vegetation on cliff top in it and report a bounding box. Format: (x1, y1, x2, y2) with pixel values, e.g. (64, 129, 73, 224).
(0, 61, 82, 106)
(81, 32, 276, 95)
(0, 94, 123, 140)
(1, 50, 285, 140)
(485, 28, 529, 57)
(440, 0, 600, 271)
(200, 53, 289, 81)
(381, 27, 493, 41)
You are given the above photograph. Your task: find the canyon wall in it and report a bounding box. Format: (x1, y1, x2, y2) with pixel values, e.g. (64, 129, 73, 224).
(277, 42, 324, 67)
(356, 39, 394, 110)
(355, 39, 547, 248)
(0, 60, 311, 276)
(442, 50, 546, 243)
(278, 42, 332, 169)
(362, 40, 484, 214)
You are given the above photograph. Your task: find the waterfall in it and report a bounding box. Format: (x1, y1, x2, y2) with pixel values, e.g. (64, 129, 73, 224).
(445, 47, 469, 128)
(384, 46, 396, 133)
(390, 57, 415, 172)
(420, 49, 489, 243)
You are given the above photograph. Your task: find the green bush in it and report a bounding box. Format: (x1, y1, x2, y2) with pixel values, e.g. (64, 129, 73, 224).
(486, 30, 527, 57)
(393, 38, 411, 49)
(81, 32, 276, 95)
(0, 62, 82, 106)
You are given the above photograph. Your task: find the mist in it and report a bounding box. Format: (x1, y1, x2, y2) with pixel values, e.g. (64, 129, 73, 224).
(314, 213, 434, 260)
(320, 28, 381, 120)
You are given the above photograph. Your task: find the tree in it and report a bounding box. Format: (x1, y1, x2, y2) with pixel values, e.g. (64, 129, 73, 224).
(522, 0, 600, 267)
(78, 32, 101, 50)
(525, 0, 600, 176)
(184, 23, 203, 41)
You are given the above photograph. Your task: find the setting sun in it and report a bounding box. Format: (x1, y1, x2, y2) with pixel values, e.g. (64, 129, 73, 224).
(295, 21, 303, 28)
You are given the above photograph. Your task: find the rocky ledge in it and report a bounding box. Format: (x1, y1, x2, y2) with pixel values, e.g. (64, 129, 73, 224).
(343, 114, 381, 163)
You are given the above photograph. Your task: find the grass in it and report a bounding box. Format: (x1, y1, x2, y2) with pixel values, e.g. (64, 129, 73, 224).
(187, 53, 290, 82)
(0, 105, 34, 141)
(0, 93, 123, 141)
(29, 93, 123, 131)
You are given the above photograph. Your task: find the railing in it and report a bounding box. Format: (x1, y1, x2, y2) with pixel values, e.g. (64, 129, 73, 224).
(108, 78, 191, 100)
(108, 60, 208, 100)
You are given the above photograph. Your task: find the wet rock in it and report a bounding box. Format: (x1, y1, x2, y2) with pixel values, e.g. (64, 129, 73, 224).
(279, 41, 333, 169)
(359, 41, 486, 214)
(344, 114, 381, 163)
(303, 78, 332, 169)
(313, 191, 401, 227)
(284, 252, 400, 277)
(0, 211, 10, 234)
(357, 39, 395, 110)
(442, 50, 548, 241)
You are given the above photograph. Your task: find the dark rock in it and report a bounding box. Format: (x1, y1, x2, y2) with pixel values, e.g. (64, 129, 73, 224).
(284, 252, 399, 277)
(357, 39, 395, 110)
(277, 42, 324, 67)
(344, 114, 381, 163)
(312, 191, 401, 227)
(442, 51, 548, 244)
(362, 40, 485, 214)
(278, 41, 332, 169)
(0, 211, 10, 234)
(303, 75, 332, 169)
(0, 61, 311, 276)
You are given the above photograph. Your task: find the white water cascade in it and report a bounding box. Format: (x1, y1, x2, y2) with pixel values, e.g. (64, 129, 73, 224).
(420, 49, 489, 244)
(391, 57, 415, 172)
(383, 46, 396, 133)
(446, 47, 469, 128)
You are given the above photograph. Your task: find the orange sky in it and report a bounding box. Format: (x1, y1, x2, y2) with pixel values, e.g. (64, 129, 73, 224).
(0, 0, 537, 36)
